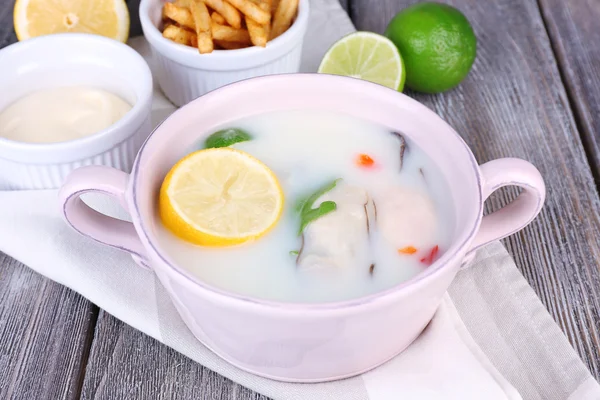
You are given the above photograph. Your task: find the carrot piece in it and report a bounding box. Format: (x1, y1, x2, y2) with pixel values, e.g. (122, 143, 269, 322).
(356, 153, 375, 168)
(420, 245, 439, 265)
(398, 246, 418, 255)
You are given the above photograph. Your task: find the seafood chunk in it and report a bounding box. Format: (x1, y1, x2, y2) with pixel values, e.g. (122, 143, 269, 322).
(297, 182, 375, 273)
(375, 186, 438, 250)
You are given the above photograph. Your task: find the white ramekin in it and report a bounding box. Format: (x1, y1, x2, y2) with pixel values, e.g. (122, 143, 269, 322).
(0, 33, 153, 190)
(140, 0, 310, 107)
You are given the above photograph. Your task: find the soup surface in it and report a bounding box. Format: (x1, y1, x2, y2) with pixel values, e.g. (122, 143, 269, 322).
(156, 110, 454, 303)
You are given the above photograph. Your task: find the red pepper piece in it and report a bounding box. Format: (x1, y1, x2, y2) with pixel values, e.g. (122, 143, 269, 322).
(398, 246, 418, 255)
(420, 245, 439, 265)
(356, 154, 375, 168)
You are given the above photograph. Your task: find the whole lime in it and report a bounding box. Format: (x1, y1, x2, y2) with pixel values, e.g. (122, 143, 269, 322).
(384, 2, 476, 93)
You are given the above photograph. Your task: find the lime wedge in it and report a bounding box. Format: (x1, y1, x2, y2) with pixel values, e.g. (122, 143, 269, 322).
(318, 31, 405, 92)
(204, 128, 252, 149)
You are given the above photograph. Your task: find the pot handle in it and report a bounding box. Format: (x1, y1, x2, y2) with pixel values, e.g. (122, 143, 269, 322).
(58, 166, 150, 270)
(468, 158, 545, 254)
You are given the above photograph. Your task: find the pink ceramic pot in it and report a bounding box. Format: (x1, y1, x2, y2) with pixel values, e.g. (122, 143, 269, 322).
(58, 74, 545, 382)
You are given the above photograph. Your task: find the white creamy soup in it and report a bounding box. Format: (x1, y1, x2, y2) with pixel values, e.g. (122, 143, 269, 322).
(156, 110, 454, 303)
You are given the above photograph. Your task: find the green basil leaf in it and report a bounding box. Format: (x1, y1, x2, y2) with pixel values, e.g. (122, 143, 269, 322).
(299, 201, 337, 235)
(295, 178, 341, 213)
(204, 128, 252, 149)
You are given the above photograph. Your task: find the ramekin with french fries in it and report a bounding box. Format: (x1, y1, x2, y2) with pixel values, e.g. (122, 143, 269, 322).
(140, 0, 309, 106)
(162, 0, 298, 53)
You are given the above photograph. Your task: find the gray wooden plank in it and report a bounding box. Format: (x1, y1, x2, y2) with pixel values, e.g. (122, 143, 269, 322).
(338, 0, 348, 14)
(537, 1, 600, 178)
(81, 311, 269, 400)
(350, 0, 600, 379)
(0, 253, 97, 399)
(0, 0, 16, 48)
(127, 0, 143, 38)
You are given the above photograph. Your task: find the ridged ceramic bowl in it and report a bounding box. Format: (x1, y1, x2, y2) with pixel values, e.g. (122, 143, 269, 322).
(0, 34, 153, 190)
(140, 0, 310, 107)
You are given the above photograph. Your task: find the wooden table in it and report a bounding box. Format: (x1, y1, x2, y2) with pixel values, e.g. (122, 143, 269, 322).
(1, 0, 599, 398)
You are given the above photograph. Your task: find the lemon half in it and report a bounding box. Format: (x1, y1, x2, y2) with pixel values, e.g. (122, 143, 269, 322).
(160, 148, 284, 246)
(14, 0, 130, 42)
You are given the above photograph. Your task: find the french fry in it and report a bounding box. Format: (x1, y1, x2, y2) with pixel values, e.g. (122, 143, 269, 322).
(164, 3, 196, 31)
(204, 0, 242, 29)
(214, 39, 247, 49)
(270, 0, 279, 14)
(246, 0, 270, 47)
(227, 0, 270, 25)
(246, 17, 267, 47)
(162, 0, 282, 51)
(163, 24, 196, 46)
(270, 0, 298, 39)
(211, 11, 226, 24)
(261, 0, 273, 39)
(211, 22, 252, 44)
(189, 0, 214, 53)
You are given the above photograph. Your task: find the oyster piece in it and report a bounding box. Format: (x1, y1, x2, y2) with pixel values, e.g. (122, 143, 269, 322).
(374, 186, 438, 251)
(297, 182, 375, 273)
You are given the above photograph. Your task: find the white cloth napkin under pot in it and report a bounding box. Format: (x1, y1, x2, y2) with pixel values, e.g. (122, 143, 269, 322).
(1, 1, 599, 399)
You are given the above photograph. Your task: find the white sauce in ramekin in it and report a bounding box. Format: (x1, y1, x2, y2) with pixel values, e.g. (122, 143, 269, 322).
(0, 86, 132, 143)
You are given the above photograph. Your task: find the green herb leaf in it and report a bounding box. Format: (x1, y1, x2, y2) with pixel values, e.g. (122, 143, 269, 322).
(289, 250, 299, 256)
(295, 178, 341, 213)
(299, 201, 337, 235)
(204, 128, 252, 149)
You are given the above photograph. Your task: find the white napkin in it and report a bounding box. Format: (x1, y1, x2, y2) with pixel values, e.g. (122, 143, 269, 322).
(1, 1, 599, 399)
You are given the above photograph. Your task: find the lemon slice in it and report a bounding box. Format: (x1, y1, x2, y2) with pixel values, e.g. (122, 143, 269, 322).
(159, 148, 284, 246)
(14, 0, 130, 42)
(318, 31, 405, 92)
